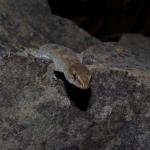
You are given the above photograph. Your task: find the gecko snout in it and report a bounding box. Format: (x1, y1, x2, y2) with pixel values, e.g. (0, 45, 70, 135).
(67, 65, 92, 89)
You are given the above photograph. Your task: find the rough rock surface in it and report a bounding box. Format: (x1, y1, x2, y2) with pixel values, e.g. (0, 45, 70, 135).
(119, 34, 150, 50)
(0, 0, 100, 54)
(0, 0, 150, 150)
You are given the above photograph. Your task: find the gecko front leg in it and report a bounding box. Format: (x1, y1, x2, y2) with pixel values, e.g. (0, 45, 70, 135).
(76, 52, 83, 63)
(42, 63, 57, 82)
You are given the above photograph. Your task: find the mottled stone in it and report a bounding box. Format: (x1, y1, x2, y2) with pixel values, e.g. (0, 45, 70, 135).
(0, 42, 150, 149)
(119, 34, 150, 49)
(0, 0, 100, 53)
(0, 0, 150, 150)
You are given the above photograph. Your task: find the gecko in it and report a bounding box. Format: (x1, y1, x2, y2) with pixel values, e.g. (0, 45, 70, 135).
(22, 44, 92, 89)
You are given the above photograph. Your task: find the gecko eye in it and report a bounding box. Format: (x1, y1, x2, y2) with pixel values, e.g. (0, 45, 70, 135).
(73, 73, 77, 80)
(68, 74, 76, 81)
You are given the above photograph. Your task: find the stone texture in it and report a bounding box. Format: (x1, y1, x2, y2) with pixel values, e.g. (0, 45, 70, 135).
(1, 43, 150, 150)
(119, 34, 150, 49)
(0, 0, 150, 150)
(0, 0, 100, 54)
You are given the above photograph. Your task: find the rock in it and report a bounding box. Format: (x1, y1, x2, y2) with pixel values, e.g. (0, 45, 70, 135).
(0, 1, 150, 150)
(1, 42, 150, 149)
(0, 0, 101, 53)
(119, 34, 150, 49)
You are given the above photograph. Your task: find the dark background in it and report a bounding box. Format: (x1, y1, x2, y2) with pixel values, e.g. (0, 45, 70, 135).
(48, 0, 150, 41)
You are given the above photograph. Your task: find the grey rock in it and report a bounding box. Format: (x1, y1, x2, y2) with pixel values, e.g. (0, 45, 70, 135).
(0, 0, 101, 53)
(0, 1, 150, 150)
(119, 34, 150, 49)
(1, 42, 150, 149)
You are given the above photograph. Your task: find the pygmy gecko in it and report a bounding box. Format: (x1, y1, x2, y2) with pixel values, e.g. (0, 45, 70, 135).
(23, 44, 92, 89)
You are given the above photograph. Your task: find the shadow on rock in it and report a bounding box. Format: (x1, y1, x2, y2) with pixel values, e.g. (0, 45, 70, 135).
(64, 80, 91, 111)
(55, 71, 91, 111)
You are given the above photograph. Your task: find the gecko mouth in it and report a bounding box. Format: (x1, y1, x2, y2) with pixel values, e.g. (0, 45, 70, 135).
(77, 80, 90, 89)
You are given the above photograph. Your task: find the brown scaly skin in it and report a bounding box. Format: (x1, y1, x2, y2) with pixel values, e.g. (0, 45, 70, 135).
(21, 44, 92, 89)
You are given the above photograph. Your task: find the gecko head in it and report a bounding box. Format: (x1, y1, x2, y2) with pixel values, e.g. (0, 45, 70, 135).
(65, 64, 92, 89)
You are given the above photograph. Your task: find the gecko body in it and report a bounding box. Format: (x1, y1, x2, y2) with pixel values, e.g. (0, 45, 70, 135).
(26, 44, 92, 89)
